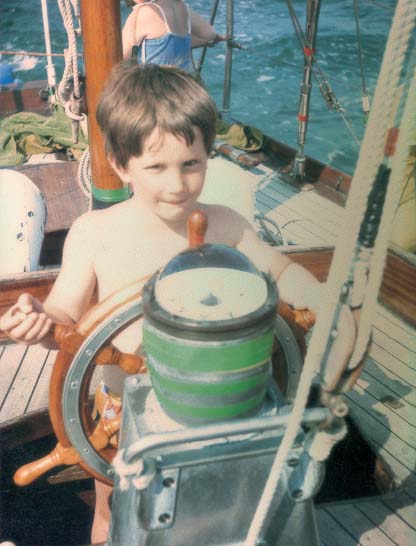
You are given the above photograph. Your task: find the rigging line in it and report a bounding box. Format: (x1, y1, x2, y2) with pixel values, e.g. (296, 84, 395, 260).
(286, 0, 345, 94)
(362, 0, 395, 10)
(353, 0, 371, 114)
(286, 0, 360, 143)
(0, 50, 82, 58)
(245, 1, 416, 543)
(351, 64, 416, 366)
(196, 0, 221, 75)
(314, 75, 360, 145)
(286, 0, 352, 98)
(336, 106, 361, 145)
(396, 165, 415, 207)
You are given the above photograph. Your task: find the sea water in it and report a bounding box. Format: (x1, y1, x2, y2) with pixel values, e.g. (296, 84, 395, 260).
(0, 0, 397, 175)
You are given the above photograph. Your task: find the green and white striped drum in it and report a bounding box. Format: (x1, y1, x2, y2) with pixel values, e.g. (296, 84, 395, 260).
(142, 244, 278, 425)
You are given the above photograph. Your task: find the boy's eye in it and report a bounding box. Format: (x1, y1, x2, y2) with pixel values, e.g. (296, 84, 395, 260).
(183, 159, 198, 168)
(145, 163, 162, 170)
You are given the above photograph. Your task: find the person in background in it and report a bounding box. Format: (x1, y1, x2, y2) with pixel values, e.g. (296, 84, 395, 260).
(0, 61, 22, 91)
(122, 0, 227, 70)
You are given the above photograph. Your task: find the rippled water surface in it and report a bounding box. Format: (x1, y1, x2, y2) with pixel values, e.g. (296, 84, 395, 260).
(1, 0, 399, 173)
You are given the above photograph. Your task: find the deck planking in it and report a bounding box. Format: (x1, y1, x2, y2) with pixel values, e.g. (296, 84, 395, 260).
(317, 485, 416, 546)
(253, 158, 416, 489)
(0, 343, 56, 423)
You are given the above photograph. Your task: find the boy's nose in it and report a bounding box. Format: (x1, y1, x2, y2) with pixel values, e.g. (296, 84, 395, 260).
(167, 171, 187, 193)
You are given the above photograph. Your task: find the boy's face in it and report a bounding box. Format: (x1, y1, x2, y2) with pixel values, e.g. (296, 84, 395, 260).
(112, 127, 208, 224)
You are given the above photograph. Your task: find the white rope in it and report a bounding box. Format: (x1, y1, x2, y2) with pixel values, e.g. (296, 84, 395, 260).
(112, 449, 144, 492)
(351, 59, 416, 366)
(346, 1, 416, 366)
(57, 0, 81, 102)
(112, 450, 156, 492)
(304, 423, 347, 462)
(77, 147, 92, 209)
(244, 2, 416, 544)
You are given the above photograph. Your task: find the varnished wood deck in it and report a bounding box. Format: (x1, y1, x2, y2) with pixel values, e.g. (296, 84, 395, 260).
(0, 342, 57, 424)
(252, 160, 416, 489)
(317, 486, 416, 546)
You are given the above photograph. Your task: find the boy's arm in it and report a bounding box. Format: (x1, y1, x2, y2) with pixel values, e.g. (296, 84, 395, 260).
(234, 213, 357, 386)
(0, 215, 97, 349)
(44, 214, 97, 324)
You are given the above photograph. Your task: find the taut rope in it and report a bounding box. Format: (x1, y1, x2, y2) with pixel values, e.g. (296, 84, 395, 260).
(245, 1, 416, 544)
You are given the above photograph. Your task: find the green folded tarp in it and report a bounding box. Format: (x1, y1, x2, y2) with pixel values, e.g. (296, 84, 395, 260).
(216, 119, 264, 152)
(0, 108, 88, 166)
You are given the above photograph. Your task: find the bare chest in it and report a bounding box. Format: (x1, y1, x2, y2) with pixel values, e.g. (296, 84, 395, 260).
(94, 229, 188, 299)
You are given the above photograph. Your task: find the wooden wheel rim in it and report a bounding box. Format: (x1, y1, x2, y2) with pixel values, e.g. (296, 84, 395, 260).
(48, 277, 149, 485)
(62, 298, 143, 482)
(49, 275, 308, 484)
(59, 308, 303, 483)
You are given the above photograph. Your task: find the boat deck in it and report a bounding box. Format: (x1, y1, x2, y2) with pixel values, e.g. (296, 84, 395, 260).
(0, 154, 415, 544)
(245, 160, 416, 489)
(0, 343, 56, 425)
(317, 486, 416, 546)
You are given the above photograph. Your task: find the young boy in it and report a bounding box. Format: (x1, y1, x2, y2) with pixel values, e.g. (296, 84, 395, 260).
(0, 62, 356, 544)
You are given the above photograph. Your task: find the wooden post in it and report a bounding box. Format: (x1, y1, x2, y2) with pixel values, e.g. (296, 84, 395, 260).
(80, 0, 131, 207)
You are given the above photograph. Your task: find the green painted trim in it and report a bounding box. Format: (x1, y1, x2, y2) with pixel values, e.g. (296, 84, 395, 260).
(147, 360, 267, 395)
(143, 328, 274, 372)
(91, 184, 131, 203)
(153, 384, 265, 420)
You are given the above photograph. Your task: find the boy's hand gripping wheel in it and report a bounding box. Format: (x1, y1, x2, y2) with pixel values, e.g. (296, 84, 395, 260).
(14, 210, 315, 486)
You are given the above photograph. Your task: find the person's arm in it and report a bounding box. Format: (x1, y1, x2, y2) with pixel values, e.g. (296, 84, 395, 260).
(230, 209, 357, 385)
(122, 7, 153, 59)
(44, 214, 97, 324)
(122, 10, 137, 59)
(235, 219, 293, 281)
(0, 214, 97, 349)
(190, 10, 226, 48)
(0, 293, 56, 348)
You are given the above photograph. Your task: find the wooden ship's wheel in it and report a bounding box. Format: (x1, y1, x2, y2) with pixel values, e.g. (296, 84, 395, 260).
(14, 212, 314, 486)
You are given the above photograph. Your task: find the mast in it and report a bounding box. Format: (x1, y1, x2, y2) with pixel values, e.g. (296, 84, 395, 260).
(80, 0, 130, 208)
(291, 0, 322, 179)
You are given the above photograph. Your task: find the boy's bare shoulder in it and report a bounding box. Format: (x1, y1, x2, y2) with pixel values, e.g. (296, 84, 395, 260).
(203, 203, 251, 244)
(204, 203, 248, 222)
(67, 204, 124, 246)
(72, 202, 126, 229)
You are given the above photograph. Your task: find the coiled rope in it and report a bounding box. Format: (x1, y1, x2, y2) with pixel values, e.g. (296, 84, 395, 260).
(57, 0, 81, 103)
(56, 0, 91, 202)
(77, 148, 92, 208)
(244, 1, 416, 544)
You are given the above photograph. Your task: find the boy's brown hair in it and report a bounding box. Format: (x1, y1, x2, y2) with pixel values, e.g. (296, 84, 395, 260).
(96, 61, 218, 169)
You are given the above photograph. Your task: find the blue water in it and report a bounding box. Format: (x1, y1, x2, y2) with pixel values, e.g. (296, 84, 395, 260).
(1, 0, 397, 174)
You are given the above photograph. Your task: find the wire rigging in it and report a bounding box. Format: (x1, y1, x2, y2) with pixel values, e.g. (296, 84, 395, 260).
(353, 0, 371, 115)
(285, 0, 360, 144)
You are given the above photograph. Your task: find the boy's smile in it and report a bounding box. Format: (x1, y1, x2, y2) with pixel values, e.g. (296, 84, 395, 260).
(111, 127, 208, 224)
